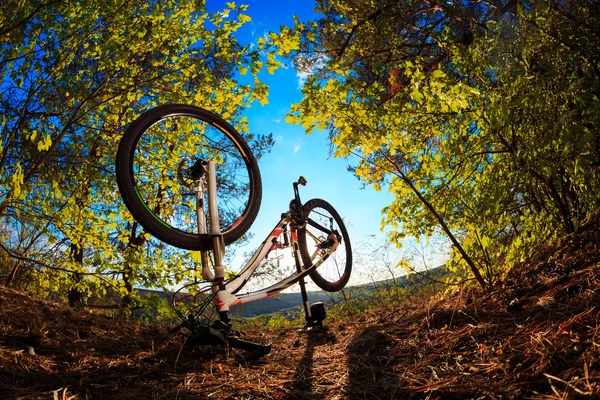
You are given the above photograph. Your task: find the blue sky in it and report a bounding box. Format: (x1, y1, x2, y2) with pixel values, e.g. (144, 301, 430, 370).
(205, 1, 447, 283)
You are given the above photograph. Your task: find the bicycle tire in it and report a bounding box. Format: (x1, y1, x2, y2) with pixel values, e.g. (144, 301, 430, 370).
(115, 104, 262, 251)
(298, 198, 352, 292)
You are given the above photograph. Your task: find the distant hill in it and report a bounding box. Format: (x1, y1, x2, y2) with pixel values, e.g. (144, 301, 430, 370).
(137, 264, 449, 318)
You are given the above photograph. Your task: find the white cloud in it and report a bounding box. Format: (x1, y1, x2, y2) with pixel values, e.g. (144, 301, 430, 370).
(295, 53, 327, 89)
(294, 144, 301, 153)
(272, 118, 282, 124)
(296, 70, 310, 89)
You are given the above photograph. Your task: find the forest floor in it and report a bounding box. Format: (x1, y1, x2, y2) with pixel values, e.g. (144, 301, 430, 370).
(1, 216, 600, 399)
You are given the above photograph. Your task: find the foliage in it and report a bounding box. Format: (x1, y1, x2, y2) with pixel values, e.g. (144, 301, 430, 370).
(287, 0, 600, 288)
(0, 1, 280, 305)
(325, 270, 448, 322)
(134, 292, 181, 325)
(233, 309, 300, 330)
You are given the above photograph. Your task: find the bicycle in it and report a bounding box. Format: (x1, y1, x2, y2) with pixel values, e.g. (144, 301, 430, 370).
(115, 104, 352, 360)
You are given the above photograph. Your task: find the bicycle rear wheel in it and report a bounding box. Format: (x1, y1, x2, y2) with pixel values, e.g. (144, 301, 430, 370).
(115, 104, 262, 251)
(298, 198, 352, 292)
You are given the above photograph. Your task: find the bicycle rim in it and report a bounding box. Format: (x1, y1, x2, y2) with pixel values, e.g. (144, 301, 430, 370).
(117, 105, 261, 250)
(300, 198, 352, 292)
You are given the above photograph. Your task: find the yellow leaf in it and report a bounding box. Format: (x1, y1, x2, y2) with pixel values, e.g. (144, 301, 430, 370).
(37, 135, 52, 151)
(432, 69, 446, 79)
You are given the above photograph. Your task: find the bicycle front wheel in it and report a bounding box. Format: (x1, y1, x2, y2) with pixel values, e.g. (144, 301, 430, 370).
(298, 198, 352, 292)
(115, 104, 262, 251)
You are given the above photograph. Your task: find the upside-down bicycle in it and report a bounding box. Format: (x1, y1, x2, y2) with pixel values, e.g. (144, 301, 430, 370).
(115, 104, 352, 360)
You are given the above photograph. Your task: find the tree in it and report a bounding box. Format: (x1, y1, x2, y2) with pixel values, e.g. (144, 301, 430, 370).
(0, 1, 278, 305)
(287, 0, 600, 288)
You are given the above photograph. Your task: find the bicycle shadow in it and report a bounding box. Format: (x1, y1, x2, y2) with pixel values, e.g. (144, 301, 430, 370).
(346, 325, 401, 399)
(286, 328, 337, 399)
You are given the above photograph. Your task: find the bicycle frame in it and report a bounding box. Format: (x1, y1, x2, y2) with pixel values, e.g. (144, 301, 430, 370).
(197, 162, 339, 315)
(215, 212, 337, 313)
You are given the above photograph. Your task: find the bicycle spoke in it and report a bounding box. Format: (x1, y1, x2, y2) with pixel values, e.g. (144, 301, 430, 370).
(132, 115, 252, 236)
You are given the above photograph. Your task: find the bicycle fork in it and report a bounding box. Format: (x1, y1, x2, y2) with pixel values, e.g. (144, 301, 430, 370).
(193, 161, 270, 360)
(203, 161, 230, 324)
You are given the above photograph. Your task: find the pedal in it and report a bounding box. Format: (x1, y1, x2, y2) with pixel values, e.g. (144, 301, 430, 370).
(310, 302, 326, 322)
(299, 302, 327, 331)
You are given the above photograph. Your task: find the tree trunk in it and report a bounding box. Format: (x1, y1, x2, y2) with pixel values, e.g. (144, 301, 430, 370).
(68, 242, 85, 308)
(381, 150, 489, 289)
(122, 222, 147, 310)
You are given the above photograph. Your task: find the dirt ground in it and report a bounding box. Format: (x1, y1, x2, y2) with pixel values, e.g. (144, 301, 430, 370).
(1, 217, 600, 399)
